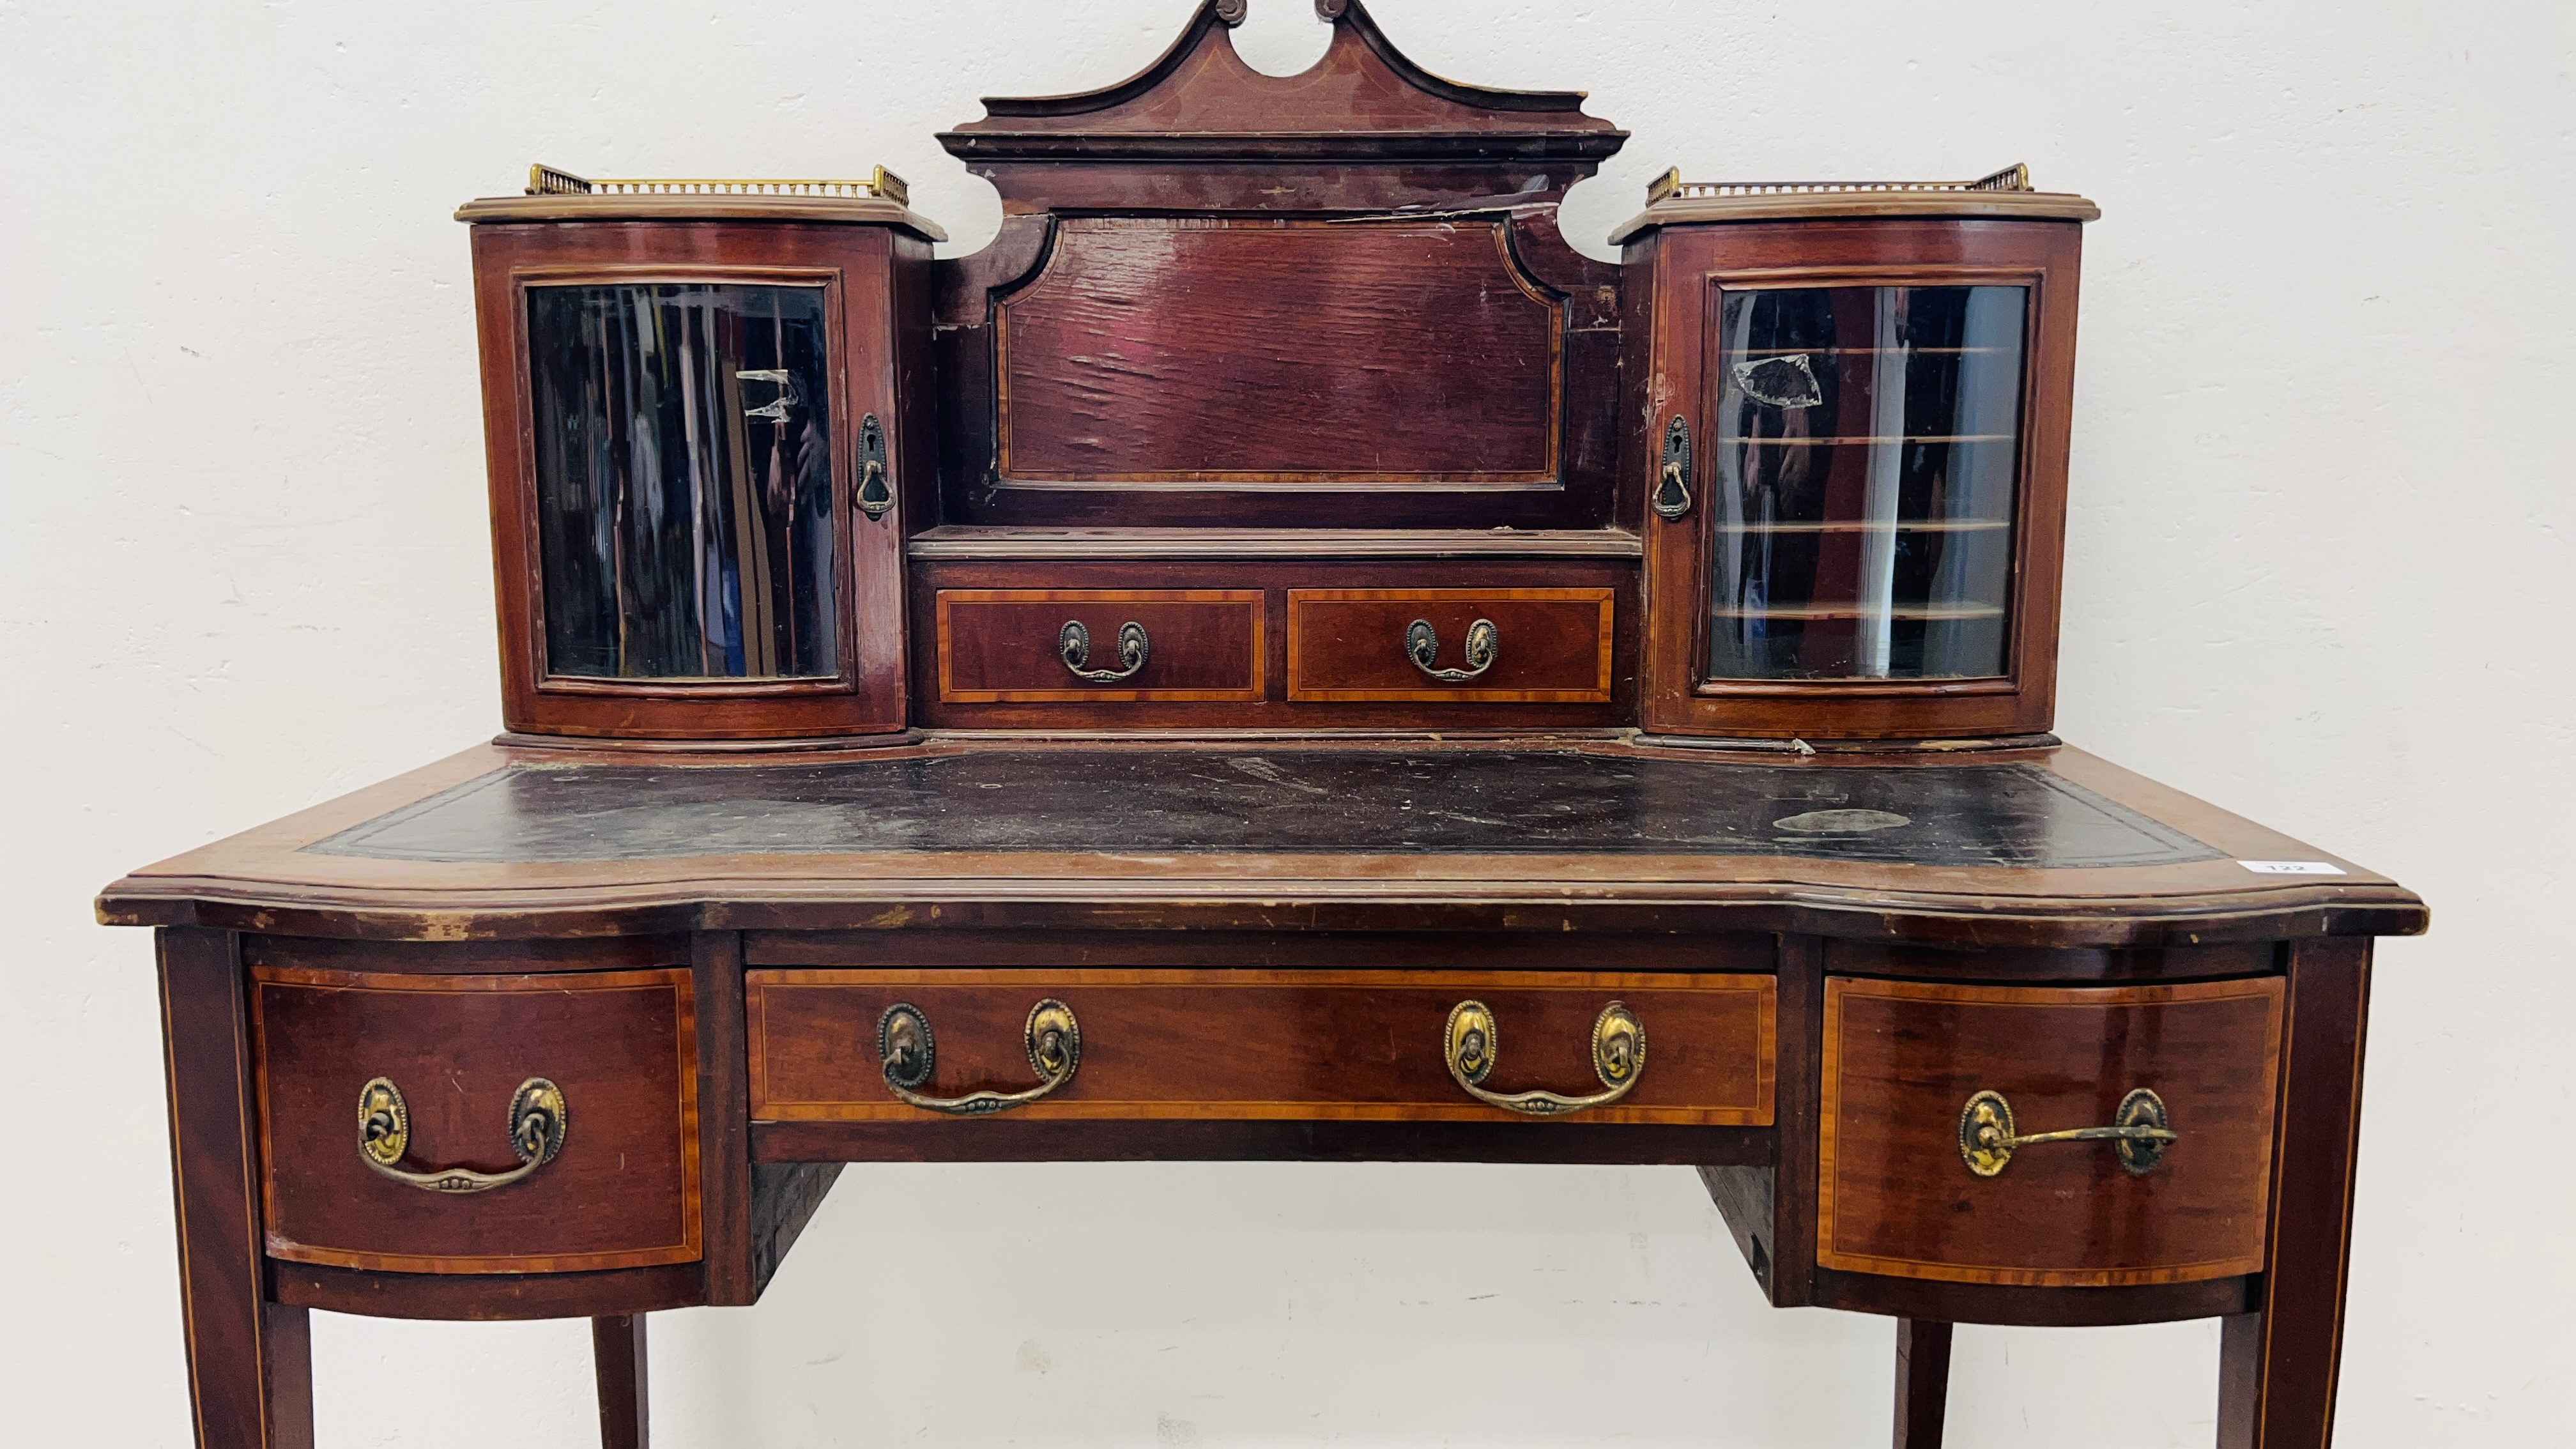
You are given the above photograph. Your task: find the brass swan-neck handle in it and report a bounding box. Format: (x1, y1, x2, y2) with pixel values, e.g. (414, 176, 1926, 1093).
(357, 1076, 567, 1194)
(1059, 620, 1149, 683)
(1443, 999, 1643, 1117)
(1405, 618, 1499, 683)
(878, 999, 1082, 1116)
(1958, 1088, 2177, 1177)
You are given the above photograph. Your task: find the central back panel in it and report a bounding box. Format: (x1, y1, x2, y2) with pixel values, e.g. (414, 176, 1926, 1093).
(930, 0, 1627, 531)
(997, 217, 1561, 487)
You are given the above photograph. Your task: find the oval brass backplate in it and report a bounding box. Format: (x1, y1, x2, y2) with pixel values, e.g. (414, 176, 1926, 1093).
(1591, 1001, 1643, 1089)
(2110, 1088, 2172, 1175)
(1025, 998, 1081, 1082)
(1958, 1089, 2018, 1177)
(878, 1003, 937, 1090)
(358, 1076, 410, 1167)
(1446, 1000, 1498, 1085)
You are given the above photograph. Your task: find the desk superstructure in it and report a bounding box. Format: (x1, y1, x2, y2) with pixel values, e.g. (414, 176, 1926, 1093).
(103, 5, 2422, 1446)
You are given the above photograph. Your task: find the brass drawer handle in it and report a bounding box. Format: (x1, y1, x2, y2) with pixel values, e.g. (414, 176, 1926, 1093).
(877, 999, 1082, 1116)
(1059, 620, 1149, 682)
(1406, 618, 1498, 683)
(357, 1076, 567, 1194)
(1443, 999, 1643, 1116)
(1958, 1088, 2177, 1177)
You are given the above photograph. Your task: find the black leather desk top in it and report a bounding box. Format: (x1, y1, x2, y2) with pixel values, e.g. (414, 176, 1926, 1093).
(307, 748, 2218, 870)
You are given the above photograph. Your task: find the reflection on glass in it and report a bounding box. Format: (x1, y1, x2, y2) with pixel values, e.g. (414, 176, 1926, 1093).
(1708, 284, 2025, 680)
(528, 283, 836, 680)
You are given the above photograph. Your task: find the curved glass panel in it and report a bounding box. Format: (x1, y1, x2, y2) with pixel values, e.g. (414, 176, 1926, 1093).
(527, 283, 836, 681)
(1707, 284, 2026, 680)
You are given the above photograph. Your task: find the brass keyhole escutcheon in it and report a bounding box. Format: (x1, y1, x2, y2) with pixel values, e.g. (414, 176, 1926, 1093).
(1652, 414, 1693, 522)
(856, 413, 894, 520)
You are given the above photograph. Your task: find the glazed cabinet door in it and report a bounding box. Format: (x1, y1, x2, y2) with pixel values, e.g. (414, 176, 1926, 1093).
(470, 219, 929, 740)
(1636, 219, 2082, 740)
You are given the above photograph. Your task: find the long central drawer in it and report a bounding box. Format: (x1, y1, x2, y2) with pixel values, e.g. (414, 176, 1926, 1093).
(748, 970, 1775, 1126)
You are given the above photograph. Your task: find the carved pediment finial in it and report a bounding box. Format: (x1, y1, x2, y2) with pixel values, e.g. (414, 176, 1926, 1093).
(939, 0, 1625, 213)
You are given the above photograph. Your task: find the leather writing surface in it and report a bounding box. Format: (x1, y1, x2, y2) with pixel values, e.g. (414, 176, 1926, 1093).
(308, 751, 2217, 869)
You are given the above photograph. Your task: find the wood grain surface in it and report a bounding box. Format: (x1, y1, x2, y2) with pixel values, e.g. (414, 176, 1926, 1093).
(914, 560, 1634, 729)
(159, 928, 316, 1449)
(1285, 588, 1614, 702)
(1819, 976, 2283, 1287)
(749, 969, 1774, 1126)
(251, 967, 702, 1274)
(997, 218, 1559, 486)
(935, 588, 1264, 702)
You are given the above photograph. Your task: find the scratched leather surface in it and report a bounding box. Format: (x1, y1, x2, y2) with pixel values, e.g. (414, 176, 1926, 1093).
(306, 751, 2217, 870)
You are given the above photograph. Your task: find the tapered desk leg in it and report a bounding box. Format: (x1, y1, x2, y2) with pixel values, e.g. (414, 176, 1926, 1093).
(2219, 939, 2373, 1449)
(1894, 1319, 1952, 1449)
(594, 1315, 650, 1448)
(158, 927, 316, 1449)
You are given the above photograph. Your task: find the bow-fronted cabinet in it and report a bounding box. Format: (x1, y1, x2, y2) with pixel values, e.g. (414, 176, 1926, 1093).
(1615, 171, 2096, 742)
(459, 169, 943, 742)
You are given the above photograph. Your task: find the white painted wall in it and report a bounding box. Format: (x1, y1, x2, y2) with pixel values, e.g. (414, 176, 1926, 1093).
(3, 1, 2567, 1444)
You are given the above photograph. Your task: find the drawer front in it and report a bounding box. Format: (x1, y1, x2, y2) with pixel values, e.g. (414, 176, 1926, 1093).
(1287, 588, 1614, 702)
(750, 970, 1774, 1125)
(251, 967, 700, 1275)
(1820, 977, 2283, 1288)
(935, 588, 1264, 703)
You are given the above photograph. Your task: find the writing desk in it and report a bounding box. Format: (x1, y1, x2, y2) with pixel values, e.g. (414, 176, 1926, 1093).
(102, 737, 2420, 1446)
(104, 4, 2425, 1443)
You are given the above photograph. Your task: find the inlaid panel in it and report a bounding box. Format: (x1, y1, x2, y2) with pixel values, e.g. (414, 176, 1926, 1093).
(748, 969, 1773, 1126)
(1287, 588, 1614, 702)
(997, 218, 1562, 485)
(1820, 976, 2283, 1287)
(935, 588, 1264, 703)
(250, 967, 701, 1275)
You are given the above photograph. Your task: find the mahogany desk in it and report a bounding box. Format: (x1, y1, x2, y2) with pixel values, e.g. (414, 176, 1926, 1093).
(101, 737, 2422, 1448)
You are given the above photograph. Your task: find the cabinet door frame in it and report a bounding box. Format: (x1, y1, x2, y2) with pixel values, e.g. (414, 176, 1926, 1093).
(1637, 219, 2083, 740)
(470, 222, 915, 740)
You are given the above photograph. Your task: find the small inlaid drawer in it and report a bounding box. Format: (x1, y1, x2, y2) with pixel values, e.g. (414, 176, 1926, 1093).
(1286, 588, 1614, 702)
(935, 588, 1264, 703)
(1819, 977, 2284, 1288)
(749, 969, 1774, 1125)
(250, 967, 701, 1275)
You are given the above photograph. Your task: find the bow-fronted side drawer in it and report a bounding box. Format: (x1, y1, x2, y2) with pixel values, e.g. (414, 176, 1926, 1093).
(250, 966, 701, 1275)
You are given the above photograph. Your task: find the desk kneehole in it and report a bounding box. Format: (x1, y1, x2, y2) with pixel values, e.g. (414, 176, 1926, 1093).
(1819, 976, 2287, 1289)
(747, 969, 1774, 1126)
